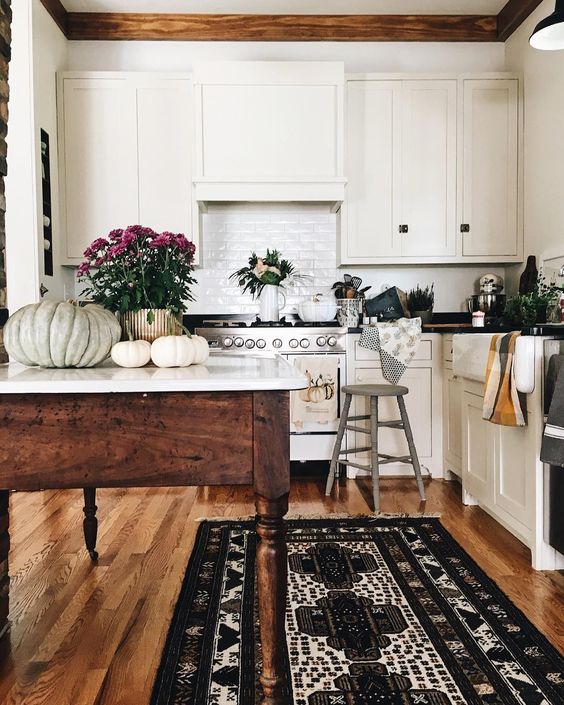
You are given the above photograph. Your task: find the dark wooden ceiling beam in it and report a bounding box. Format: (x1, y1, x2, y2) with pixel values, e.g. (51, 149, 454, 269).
(497, 0, 545, 41)
(39, 0, 69, 36)
(66, 12, 498, 42)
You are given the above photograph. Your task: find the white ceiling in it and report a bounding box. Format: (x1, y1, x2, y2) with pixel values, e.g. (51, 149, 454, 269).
(62, 0, 508, 16)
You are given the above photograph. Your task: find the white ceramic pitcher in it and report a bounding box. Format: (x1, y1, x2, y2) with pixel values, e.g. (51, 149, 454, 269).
(259, 284, 286, 322)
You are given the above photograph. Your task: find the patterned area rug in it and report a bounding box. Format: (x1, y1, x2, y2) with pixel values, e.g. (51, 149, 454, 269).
(151, 517, 564, 705)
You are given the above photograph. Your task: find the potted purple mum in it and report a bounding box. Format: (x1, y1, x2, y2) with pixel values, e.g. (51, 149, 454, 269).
(77, 225, 197, 342)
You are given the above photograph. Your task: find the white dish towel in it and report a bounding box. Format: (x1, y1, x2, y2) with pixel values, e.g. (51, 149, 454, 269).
(359, 318, 422, 384)
(291, 356, 339, 429)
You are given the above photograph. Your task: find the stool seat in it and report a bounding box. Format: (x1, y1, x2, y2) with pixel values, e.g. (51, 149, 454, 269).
(342, 384, 408, 397)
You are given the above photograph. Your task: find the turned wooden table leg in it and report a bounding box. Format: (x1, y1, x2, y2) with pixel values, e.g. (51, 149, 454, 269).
(253, 391, 291, 705)
(82, 488, 98, 561)
(0, 490, 9, 639)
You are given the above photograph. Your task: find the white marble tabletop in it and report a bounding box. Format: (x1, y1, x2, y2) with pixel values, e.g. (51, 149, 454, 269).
(0, 354, 308, 394)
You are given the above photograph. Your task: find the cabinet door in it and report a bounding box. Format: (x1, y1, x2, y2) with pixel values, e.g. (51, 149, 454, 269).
(493, 423, 532, 529)
(61, 78, 139, 260)
(462, 79, 519, 257)
(137, 79, 193, 237)
(461, 390, 492, 503)
(345, 81, 401, 260)
(444, 369, 462, 476)
(350, 367, 432, 466)
(400, 80, 457, 257)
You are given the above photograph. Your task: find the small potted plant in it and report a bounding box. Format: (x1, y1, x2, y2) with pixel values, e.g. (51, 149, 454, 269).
(407, 284, 435, 324)
(503, 272, 561, 327)
(77, 225, 197, 342)
(230, 249, 306, 322)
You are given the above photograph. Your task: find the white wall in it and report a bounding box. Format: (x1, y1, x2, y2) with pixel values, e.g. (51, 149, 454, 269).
(505, 0, 564, 287)
(6, 0, 72, 312)
(67, 40, 505, 74)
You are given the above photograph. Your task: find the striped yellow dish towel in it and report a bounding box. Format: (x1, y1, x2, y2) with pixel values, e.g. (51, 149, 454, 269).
(482, 332, 527, 426)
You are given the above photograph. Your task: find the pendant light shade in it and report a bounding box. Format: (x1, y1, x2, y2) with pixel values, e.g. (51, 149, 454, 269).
(530, 0, 564, 50)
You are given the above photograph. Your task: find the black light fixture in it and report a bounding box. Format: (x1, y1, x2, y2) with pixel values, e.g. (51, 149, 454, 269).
(530, 0, 564, 50)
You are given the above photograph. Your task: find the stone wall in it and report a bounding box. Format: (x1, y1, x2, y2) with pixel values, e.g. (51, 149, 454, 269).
(0, 0, 10, 362)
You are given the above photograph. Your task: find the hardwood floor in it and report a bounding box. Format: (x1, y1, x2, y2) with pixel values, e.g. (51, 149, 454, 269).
(0, 477, 563, 704)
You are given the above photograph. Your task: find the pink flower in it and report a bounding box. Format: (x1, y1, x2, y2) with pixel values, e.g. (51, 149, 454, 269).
(76, 262, 91, 278)
(83, 237, 109, 259)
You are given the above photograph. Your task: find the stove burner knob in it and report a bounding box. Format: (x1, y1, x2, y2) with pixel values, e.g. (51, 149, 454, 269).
(316, 336, 327, 347)
(223, 337, 234, 348)
(273, 338, 283, 349)
(289, 339, 299, 349)
(327, 336, 337, 347)
(300, 338, 310, 349)
(256, 339, 266, 349)
(234, 337, 245, 348)
(245, 339, 255, 349)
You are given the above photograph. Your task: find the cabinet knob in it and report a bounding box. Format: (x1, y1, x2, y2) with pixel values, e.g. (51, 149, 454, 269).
(398, 224, 409, 234)
(460, 224, 470, 233)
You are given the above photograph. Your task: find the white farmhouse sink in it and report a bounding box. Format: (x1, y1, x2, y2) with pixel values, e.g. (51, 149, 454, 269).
(453, 333, 496, 383)
(453, 332, 535, 393)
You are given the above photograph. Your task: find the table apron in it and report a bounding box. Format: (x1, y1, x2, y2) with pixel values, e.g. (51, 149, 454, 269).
(0, 391, 256, 490)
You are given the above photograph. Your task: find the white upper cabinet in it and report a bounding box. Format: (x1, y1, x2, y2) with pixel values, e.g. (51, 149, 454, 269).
(344, 80, 401, 260)
(340, 74, 522, 265)
(59, 73, 198, 265)
(461, 79, 520, 259)
(137, 79, 194, 237)
(61, 78, 139, 261)
(400, 80, 457, 258)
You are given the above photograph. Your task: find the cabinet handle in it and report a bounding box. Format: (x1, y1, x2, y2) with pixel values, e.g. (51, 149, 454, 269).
(398, 224, 408, 234)
(460, 224, 470, 233)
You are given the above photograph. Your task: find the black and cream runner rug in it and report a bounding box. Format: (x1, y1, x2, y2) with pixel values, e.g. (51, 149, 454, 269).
(151, 517, 564, 705)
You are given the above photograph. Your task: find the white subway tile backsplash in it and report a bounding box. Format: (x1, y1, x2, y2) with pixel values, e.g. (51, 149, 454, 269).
(192, 203, 339, 314)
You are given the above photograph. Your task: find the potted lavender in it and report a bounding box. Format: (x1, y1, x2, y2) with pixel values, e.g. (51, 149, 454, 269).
(77, 225, 197, 341)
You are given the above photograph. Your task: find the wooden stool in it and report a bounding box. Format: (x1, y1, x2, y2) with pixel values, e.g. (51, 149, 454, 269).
(325, 384, 426, 512)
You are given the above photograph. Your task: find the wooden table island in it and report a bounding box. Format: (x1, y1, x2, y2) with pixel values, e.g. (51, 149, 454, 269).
(0, 355, 307, 705)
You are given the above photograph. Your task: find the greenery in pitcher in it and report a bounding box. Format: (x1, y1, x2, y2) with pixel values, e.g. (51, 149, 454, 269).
(503, 272, 561, 326)
(77, 225, 197, 322)
(230, 249, 305, 297)
(407, 283, 435, 312)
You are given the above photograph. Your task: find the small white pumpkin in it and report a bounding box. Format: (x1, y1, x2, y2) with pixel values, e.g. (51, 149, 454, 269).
(190, 335, 210, 365)
(111, 339, 152, 368)
(151, 335, 195, 368)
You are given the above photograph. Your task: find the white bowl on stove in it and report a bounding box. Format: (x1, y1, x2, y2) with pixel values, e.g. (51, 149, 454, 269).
(297, 298, 338, 323)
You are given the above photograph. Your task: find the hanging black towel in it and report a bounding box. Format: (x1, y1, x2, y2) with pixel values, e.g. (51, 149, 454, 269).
(540, 354, 564, 467)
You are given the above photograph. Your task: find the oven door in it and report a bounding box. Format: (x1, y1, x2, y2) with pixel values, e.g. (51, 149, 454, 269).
(284, 352, 346, 461)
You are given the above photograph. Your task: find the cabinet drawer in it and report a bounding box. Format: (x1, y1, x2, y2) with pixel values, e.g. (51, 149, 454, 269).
(355, 339, 432, 362)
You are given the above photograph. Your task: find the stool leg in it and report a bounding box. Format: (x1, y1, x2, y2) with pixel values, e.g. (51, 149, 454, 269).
(370, 396, 380, 513)
(397, 396, 426, 501)
(326, 394, 352, 496)
(83, 487, 99, 561)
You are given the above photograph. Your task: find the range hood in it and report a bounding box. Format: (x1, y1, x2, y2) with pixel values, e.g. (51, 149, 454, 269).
(193, 61, 346, 211)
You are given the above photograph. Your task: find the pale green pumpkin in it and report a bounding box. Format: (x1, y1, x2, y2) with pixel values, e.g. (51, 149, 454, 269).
(4, 301, 121, 368)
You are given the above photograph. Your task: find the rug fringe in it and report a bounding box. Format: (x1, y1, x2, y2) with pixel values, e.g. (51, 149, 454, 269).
(196, 512, 441, 522)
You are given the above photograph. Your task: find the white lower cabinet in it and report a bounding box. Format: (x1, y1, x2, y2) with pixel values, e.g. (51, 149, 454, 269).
(347, 334, 443, 478)
(461, 381, 533, 547)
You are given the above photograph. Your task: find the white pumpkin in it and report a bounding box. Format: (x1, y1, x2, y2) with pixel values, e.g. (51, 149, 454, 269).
(151, 335, 195, 368)
(111, 339, 152, 368)
(190, 335, 210, 365)
(4, 301, 121, 368)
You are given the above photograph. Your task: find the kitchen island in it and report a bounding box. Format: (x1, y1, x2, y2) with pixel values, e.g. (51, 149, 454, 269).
(0, 355, 307, 705)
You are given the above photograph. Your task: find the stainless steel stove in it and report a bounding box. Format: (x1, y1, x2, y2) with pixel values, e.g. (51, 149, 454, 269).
(196, 324, 346, 355)
(193, 315, 347, 463)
